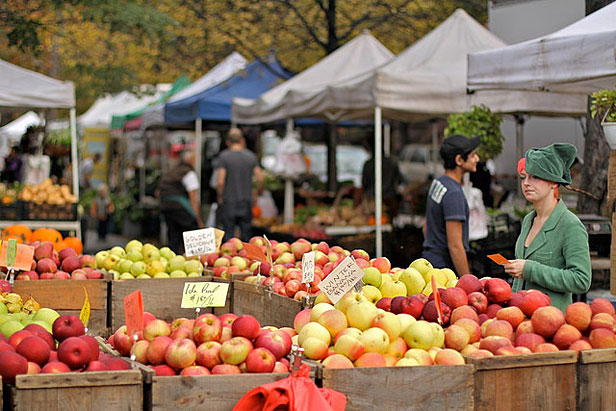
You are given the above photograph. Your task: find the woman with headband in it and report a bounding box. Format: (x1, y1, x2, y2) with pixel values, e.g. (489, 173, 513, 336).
(503, 143, 591, 312)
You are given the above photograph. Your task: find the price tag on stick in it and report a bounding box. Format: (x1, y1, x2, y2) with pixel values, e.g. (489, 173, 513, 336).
(431, 276, 444, 325)
(0, 240, 34, 271)
(183, 228, 217, 257)
(181, 282, 229, 308)
(79, 287, 91, 328)
(242, 242, 267, 263)
(124, 290, 144, 337)
(301, 252, 315, 284)
(318, 256, 364, 304)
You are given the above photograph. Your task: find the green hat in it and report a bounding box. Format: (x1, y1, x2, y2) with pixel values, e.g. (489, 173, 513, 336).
(525, 143, 577, 185)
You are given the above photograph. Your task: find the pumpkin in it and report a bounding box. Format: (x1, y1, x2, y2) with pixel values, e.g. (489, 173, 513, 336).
(54, 240, 67, 253)
(31, 228, 63, 244)
(63, 237, 83, 255)
(2, 225, 32, 244)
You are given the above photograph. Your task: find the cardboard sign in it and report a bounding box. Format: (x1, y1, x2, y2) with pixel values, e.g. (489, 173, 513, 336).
(488, 254, 511, 266)
(214, 228, 225, 251)
(0, 240, 34, 271)
(301, 252, 315, 284)
(242, 242, 267, 263)
(124, 290, 144, 337)
(431, 276, 444, 325)
(181, 282, 229, 308)
(318, 257, 364, 304)
(79, 287, 91, 328)
(183, 228, 217, 257)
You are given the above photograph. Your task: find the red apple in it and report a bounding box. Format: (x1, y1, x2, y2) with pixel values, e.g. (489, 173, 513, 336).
(456, 274, 482, 294)
(441, 287, 468, 309)
(34, 241, 54, 260)
(255, 330, 292, 360)
(165, 338, 197, 370)
(211, 364, 242, 374)
(484, 278, 511, 303)
(41, 361, 71, 374)
(220, 337, 253, 365)
(0, 351, 28, 382)
(245, 347, 276, 373)
(180, 365, 210, 376)
(16, 336, 51, 366)
(422, 300, 451, 324)
(79, 335, 100, 363)
(146, 336, 174, 365)
(193, 313, 222, 344)
(150, 364, 177, 376)
(143, 319, 171, 342)
(196, 341, 222, 369)
(376, 297, 393, 312)
(519, 291, 550, 317)
(468, 292, 488, 314)
(231, 315, 261, 340)
(9, 330, 34, 349)
(52, 315, 85, 342)
(36, 258, 57, 274)
(112, 326, 134, 356)
(219, 313, 238, 328)
(57, 336, 92, 369)
(86, 361, 108, 371)
(102, 357, 131, 371)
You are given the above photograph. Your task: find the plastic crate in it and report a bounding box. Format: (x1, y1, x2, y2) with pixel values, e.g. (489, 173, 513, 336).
(21, 202, 78, 221)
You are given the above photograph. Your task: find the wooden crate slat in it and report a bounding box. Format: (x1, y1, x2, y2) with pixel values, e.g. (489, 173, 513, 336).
(150, 373, 288, 410)
(15, 370, 142, 389)
(579, 347, 616, 364)
(110, 276, 213, 331)
(321, 365, 474, 411)
(212, 277, 233, 316)
(466, 350, 578, 370)
(232, 280, 304, 328)
(13, 279, 107, 310)
(577, 348, 616, 410)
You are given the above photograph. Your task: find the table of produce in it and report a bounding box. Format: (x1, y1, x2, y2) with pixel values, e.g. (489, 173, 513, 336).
(1, 229, 616, 410)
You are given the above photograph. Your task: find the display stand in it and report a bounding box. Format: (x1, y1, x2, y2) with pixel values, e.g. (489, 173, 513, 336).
(0, 220, 81, 240)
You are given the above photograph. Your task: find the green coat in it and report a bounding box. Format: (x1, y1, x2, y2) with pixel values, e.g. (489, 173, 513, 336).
(512, 200, 591, 312)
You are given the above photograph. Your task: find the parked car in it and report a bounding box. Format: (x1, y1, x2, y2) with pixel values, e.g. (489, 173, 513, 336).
(397, 144, 443, 183)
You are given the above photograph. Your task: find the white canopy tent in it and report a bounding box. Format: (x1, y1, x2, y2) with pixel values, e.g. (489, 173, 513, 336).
(0, 58, 78, 198)
(467, 2, 616, 94)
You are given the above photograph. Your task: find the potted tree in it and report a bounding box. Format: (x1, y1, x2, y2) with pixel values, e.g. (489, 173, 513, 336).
(590, 88, 616, 149)
(445, 105, 505, 161)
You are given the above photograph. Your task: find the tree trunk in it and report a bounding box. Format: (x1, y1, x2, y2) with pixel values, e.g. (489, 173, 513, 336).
(326, 0, 338, 54)
(577, 0, 615, 215)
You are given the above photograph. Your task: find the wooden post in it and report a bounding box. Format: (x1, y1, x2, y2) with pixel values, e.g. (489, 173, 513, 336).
(609, 151, 616, 295)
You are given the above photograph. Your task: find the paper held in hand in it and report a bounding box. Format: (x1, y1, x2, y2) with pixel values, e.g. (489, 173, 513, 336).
(318, 256, 364, 304)
(181, 282, 229, 308)
(301, 251, 315, 284)
(183, 227, 224, 257)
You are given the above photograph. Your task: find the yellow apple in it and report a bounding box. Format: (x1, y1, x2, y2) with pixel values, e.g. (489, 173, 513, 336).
(361, 285, 382, 304)
(362, 267, 382, 288)
(334, 292, 367, 314)
(359, 327, 390, 354)
(310, 303, 335, 322)
(346, 301, 378, 331)
(395, 357, 420, 367)
(379, 280, 407, 298)
(298, 322, 331, 346)
(409, 258, 433, 276)
(404, 348, 433, 365)
(396, 313, 416, 334)
(372, 312, 401, 341)
(334, 334, 365, 362)
(403, 320, 435, 350)
(398, 267, 425, 296)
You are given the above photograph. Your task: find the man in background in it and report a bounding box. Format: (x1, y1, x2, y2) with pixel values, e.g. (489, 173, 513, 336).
(79, 153, 101, 191)
(216, 128, 263, 241)
(159, 148, 203, 254)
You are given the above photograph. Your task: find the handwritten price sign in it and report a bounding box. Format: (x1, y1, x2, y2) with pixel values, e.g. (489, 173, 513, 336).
(181, 282, 229, 308)
(318, 257, 364, 304)
(183, 228, 217, 257)
(301, 251, 315, 284)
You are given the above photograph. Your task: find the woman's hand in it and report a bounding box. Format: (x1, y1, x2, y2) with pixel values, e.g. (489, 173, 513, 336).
(504, 259, 526, 279)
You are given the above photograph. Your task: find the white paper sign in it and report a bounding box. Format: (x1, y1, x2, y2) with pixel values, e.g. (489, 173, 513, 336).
(301, 251, 315, 284)
(183, 228, 216, 257)
(318, 256, 364, 304)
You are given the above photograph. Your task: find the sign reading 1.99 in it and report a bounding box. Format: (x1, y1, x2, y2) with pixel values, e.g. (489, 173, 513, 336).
(183, 228, 217, 257)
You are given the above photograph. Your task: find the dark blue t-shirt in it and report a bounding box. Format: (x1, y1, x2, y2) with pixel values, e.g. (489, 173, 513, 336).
(422, 175, 469, 269)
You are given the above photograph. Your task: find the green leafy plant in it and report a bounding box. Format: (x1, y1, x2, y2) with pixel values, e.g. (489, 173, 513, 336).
(590, 89, 616, 123)
(445, 105, 505, 160)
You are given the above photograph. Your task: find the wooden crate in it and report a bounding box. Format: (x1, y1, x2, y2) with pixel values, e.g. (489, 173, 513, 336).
(577, 348, 616, 410)
(13, 279, 109, 337)
(232, 280, 306, 327)
(211, 273, 251, 316)
(467, 351, 578, 411)
(5, 371, 142, 411)
(150, 373, 289, 410)
(321, 365, 474, 410)
(109, 276, 213, 331)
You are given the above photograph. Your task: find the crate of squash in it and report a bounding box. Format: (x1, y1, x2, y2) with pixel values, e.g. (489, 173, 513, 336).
(19, 179, 78, 221)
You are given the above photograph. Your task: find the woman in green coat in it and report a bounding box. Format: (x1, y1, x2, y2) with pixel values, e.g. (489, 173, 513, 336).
(503, 143, 591, 312)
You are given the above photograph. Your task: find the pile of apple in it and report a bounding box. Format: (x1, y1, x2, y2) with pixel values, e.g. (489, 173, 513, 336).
(0, 311, 131, 383)
(14, 240, 102, 280)
(109, 312, 293, 376)
(96, 240, 205, 280)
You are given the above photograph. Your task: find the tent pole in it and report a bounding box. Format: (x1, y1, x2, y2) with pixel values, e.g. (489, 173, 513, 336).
(384, 122, 391, 157)
(195, 117, 203, 207)
(515, 115, 525, 199)
(431, 121, 438, 177)
(70, 108, 79, 199)
(375, 107, 383, 258)
(284, 118, 295, 224)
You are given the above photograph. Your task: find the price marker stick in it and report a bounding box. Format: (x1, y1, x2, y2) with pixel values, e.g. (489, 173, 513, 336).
(431, 276, 444, 325)
(80, 287, 91, 331)
(263, 235, 273, 265)
(301, 252, 315, 285)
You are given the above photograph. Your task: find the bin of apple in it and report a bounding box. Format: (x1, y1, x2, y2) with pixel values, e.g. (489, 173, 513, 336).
(108, 312, 293, 376)
(0, 311, 131, 384)
(13, 240, 102, 280)
(96, 239, 205, 280)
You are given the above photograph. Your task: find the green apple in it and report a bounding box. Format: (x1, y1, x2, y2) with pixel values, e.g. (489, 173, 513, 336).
(361, 285, 382, 304)
(398, 267, 425, 296)
(185, 260, 203, 274)
(110, 246, 127, 258)
(379, 280, 407, 298)
(187, 272, 201, 277)
(31, 320, 53, 334)
(431, 323, 445, 348)
(126, 250, 144, 262)
(153, 272, 170, 278)
(11, 312, 27, 323)
(169, 270, 187, 278)
(142, 243, 158, 255)
(103, 254, 121, 271)
(409, 258, 433, 277)
(110, 270, 121, 280)
(159, 246, 175, 261)
(32, 307, 60, 327)
(130, 261, 147, 276)
(159, 257, 168, 270)
(0, 314, 11, 326)
(167, 256, 186, 273)
(120, 272, 134, 280)
(144, 249, 160, 264)
(147, 260, 165, 276)
(136, 274, 151, 279)
(0, 320, 24, 338)
(117, 259, 133, 274)
(125, 239, 143, 253)
(0, 302, 7, 315)
(362, 267, 382, 288)
(95, 250, 109, 268)
(403, 320, 436, 350)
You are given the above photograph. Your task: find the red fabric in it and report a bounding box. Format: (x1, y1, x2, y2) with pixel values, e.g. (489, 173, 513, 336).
(233, 364, 347, 411)
(517, 157, 526, 174)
